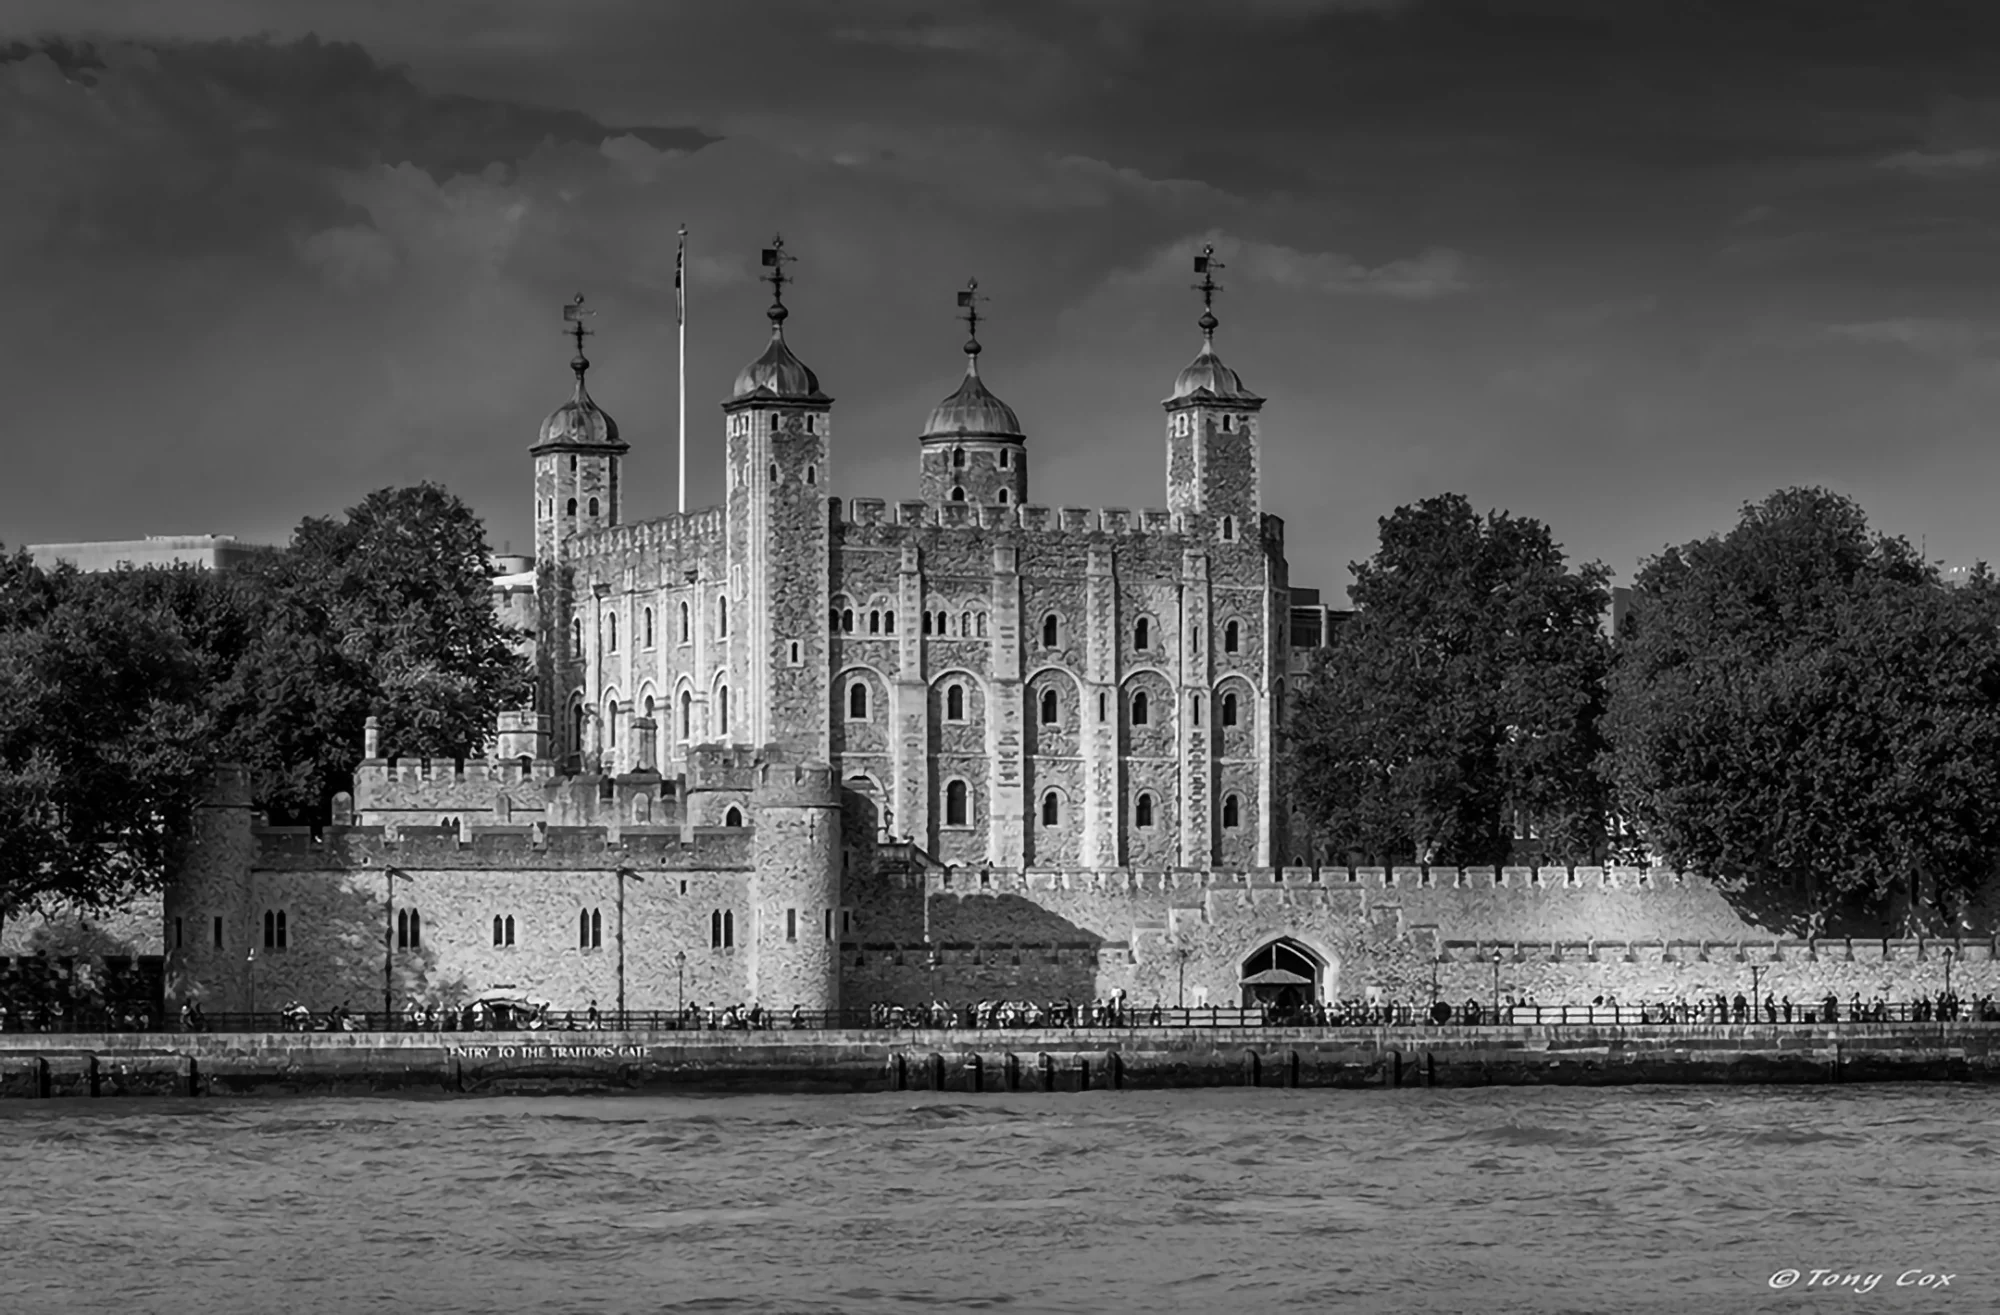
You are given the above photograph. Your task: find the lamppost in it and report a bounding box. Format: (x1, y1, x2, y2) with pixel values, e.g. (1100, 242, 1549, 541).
(1430, 953, 1440, 1009)
(383, 864, 405, 1029)
(1173, 938, 1194, 1010)
(1944, 946, 1955, 1007)
(675, 949, 687, 1024)
(617, 866, 644, 1027)
(246, 947, 257, 1026)
(1491, 949, 1503, 1021)
(1750, 965, 1763, 1022)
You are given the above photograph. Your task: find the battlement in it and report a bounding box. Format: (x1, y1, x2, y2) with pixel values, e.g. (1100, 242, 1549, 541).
(570, 507, 728, 562)
(905, 864, 1726, 896)
(835, 500, 1194, 538)
(248, 821, 755, 870)
(753, 761, 840, 808)
(355, 756, 550, 789)
(685, 743, 764, 794)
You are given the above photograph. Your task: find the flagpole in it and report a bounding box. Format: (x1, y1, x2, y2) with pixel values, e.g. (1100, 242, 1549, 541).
(677, 224, 688, 515)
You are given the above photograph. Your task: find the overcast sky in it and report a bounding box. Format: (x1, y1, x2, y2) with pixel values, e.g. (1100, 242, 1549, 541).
(5, 0, 2000, 599)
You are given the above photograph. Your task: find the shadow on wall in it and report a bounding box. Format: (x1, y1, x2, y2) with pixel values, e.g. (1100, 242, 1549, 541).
(1714, 879, 1993, 941)
(927, 892, 1106, 951)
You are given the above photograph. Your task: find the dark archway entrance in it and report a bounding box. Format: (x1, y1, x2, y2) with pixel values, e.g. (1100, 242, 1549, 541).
(1239, 938, 1326, 1014)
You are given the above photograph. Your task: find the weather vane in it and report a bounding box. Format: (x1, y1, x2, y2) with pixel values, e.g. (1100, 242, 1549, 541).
(956, 276, 985, 355)
(1192, 244, 1224, 341)
(562, 293, 595, 377)
(759, 234, 796, 324)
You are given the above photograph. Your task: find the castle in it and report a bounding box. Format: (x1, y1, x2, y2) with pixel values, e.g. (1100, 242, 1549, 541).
(25, 238, 2000, 1024)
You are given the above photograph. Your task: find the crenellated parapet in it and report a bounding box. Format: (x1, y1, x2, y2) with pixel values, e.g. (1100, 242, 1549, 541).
(247, 821, 754, 871)
(836, 500, 1209, 539)
(751, 760, 840, 809)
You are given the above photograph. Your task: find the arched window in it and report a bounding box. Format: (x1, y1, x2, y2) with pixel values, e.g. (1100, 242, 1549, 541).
(1222, 692, 1239, 727)
(493, 915, 505, 946)
(946, 683, 965, 721)
(951, 486, 966, 502)
(1041, 792, 1060, 826)
(953, 447, 966, 468)
(607, 613, 618, 651)
(711, 910, 722, 947)
(1135, 792, 1155, 828)
(869, 610, 881, 634)
(717, 595, 729, 637)
(645, 693, 656, 718)
(579, 909, 591, 948)
(723, 910, 735, 947)
(679, 601, 690, 643)
(605, 700, 618, 748)
(842, 609, 854, 633)
(1135, 618, 1150, 649)
(997, 488, 1009, 504)
(644, 607, 655, 648)
(397, 909, 408, 949)
(1132, 691, 1149, 726)
(849, 683, 869, 719)
(409, 908, 421, 949)
(806, 465, 817, 485)
(679, 690, 692, 740)
(570, 455, 577, 472)
(725, 806, 743, 827)
(1224, 620, 1240, 653)
(505, 915, 515, 946)
(884, 610, 895, 633)
(263, 909, 287, 950)
(769, 463, 780, 482)
(1223, 794, 1241, 828)
(571, 700, 586, 752)
(1040, 689, 1058, 726)
(717, 685, 730, 734)
(566, 497, 577, 517)
(589, 496, 601, 518)
(923, 612, 933, 634)
(976, 613, 987, 638)
(1221, 515, 1236, 541)
(1191, 694, 1201, 727)
(571, 618, 582, 654)
(1042, 614, 1059, 649)
(961, 610, 971, 636)
(945, 779, 968, 826)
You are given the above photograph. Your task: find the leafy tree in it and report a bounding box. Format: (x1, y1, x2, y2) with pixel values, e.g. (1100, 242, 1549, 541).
(1285, 493, 1612, 867)
(0, 555, 226, 927)
(232, 483, 532, 822)
(1604, 487, 2000, 929)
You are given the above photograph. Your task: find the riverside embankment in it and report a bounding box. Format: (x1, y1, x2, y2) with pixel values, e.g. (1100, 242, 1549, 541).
(4, 1023, 2000, 1098)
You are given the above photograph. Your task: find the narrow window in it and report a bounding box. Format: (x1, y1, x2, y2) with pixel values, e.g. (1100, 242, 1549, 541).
(946, 779, 969, 826)
(997, 488, 1009, 504)
(842, 910, 852, 934)
(723, 911, 734, 948)
(1133, 691, 1149, 725)
(953, 447, 966, 468)
(718, 685, 730, 734)
(947, 683, 965, 721)
(566, 497, 577, 516)
(1136, 793, 1155, 828)
(1041, 792, 1060, 826)
(1191, 695, 1201, 727)
(606, 701, 618, 748)
(769, 463, 780, 482)
(607, 613, 618, 651)
(397, 909, 409, 950)
(174, 917, 184, 949)
(850, 683, 869, 719)
(1098, 692, 1107, 721)
(493, 915, 505, 947)
(589, 496, 601, 518)
(1225, 620, 1240, 653)
(1042, 614, 1059, 649)
(976, 613, 987, 638)
(842, 608, 854, 633)
(884, 610, 895, 633)
(1223, 794, 1241, 828)
(711, 910, 722, 948)
(806, 465, 817, 484)
(786, 908, 797, 942)
(717, 596, 729, 637)
(1040, 689, 1058, 726)
(951, 486, 966, 502)
(276, 910, 287, 949)
(572, 618, 582, 653)
(789, 641, 801, 665)
(1135, 618, 1150, 649)
(679, 601, 690, 643)
(961, 610, 971, 636)
(680, 691, 692, 740)
(1223, 692, 1238, 727)
(825, 908, 834, 942)
(870, 610, 881, 634)
(579, 909, 591, 948)
(923, 612, 933, 634)
(573, 700, 586, 751)
(410, 909, 422, 949)
(591, 909, 601, 947)
(505, 915, 515, 946)
(1221, 515, 1235, 541)
(725, 806, 744, 827)
(644, 607, 655, 648)
(570, 454, 578, 472)
(998, 449, 1011, 469)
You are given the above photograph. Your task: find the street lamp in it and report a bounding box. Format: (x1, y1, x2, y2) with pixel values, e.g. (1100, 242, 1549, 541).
(383, 864, 406, 1029)
(1429, 953, 1440, 1009)
(1491, 949, 1503, 1022)
(1944, 946, 1955, 1008)
(1750, 965, 1762, 1022)
(617, 866, 644, 1027)
(675, 949, 687, 1024)
(246, 947, 257, 1027)
(1174, 939, 1193, 1010)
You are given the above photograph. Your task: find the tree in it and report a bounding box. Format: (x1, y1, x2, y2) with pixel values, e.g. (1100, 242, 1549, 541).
(0, 554, 227, 925)
(231, 483, 532, 821)
(1604, 487, 2000, 928)
(1285, 493, 1612, 867)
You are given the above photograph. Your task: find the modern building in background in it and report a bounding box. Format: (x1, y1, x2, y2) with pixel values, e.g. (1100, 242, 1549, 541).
(26, 534, 278, 574)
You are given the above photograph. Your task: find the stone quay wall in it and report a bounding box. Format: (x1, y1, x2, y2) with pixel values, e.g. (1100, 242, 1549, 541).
(3, 1024, 1998, 1099)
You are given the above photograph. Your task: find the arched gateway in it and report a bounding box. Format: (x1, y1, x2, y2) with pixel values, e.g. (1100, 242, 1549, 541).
(1239, 938, 1331, 1011)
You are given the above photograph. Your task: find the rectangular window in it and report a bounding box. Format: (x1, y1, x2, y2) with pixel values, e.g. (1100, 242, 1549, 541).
(786, 908, 797, 942)
(213, 916, 223, 949)
(174, 917, 184, 950)
(842, 910, 852, 935)
(825, 908, 834, 942)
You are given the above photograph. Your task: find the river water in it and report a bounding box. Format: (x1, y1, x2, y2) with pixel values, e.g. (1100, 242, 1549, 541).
(0, 1085, 1990, 1313)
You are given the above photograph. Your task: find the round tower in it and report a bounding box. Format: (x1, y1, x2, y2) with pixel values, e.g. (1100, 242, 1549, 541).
(747, 760, 842, 1015)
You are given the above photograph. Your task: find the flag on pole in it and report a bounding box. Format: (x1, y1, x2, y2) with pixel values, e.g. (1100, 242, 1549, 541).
(672, 227, 688, 327)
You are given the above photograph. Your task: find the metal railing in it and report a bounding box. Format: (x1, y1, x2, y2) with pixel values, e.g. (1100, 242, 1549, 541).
(2, 999, 1995, 1036)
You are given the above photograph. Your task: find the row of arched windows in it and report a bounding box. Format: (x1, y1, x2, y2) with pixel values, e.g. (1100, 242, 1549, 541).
(949, 446, 1013, 470)
(710, 910, 735, 948)
(262, 909, 288, 950)
(925, 610, 988, 638)
(940, 785, 1247, 830)
(396, 908, 422, 950)
(552, 496, 601, 519)
(946, 485, 1010, 504)
(842, 679, 1251, 731)
(832, 608, 897, 634)
(583, 598, 726, 657)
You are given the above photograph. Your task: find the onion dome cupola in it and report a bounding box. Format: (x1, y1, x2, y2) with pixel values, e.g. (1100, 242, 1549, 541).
(728, 235, 830, 404)
(533, 295, 629, 453)
(919, 278, 1028, 507)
